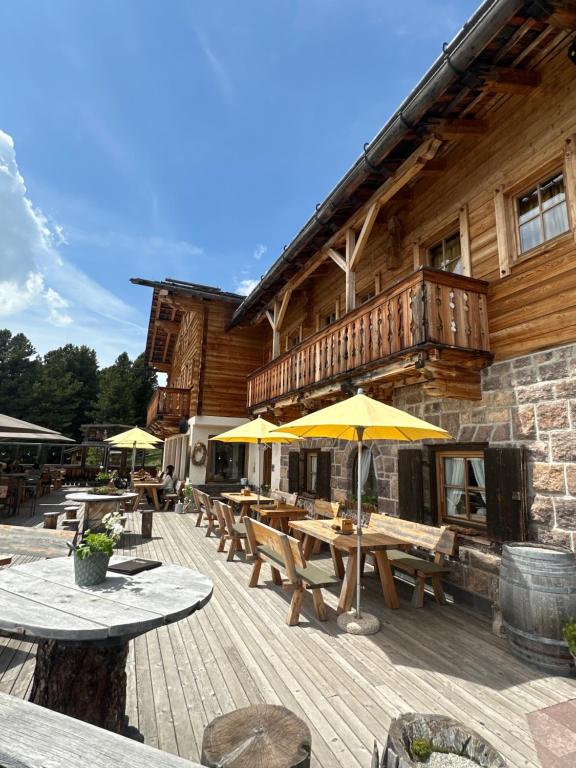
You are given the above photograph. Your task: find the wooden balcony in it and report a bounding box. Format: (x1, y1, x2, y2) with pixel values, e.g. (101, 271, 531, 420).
(146, 387, 191, 436)
(248, 268, 492, 409)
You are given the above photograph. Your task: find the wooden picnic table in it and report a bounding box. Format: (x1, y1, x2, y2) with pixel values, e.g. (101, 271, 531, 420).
(289, 518, 406, 613)
(252, 503, 309, 533)
(0, 555, 213, 733)
(221, 492, 273, 520)
(66, 492, 138, 531)
(0, 524, 76, 560)
(133, 481, 162, 511)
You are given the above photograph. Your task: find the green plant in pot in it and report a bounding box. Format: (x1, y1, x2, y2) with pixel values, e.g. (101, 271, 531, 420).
(71, 532, 115, 586)
(563, 617, 576, 662)
(71, 513, 124, 586)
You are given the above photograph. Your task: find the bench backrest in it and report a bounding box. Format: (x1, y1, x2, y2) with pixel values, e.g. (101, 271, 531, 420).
(191, 487, 203, 513)
(244, 518, 304, 582)
(370, 513, 456, 557)
(271, 491, 297, 506)
(313, 500, 340, 519)
(211, 499, 229, 533)
(218, 501, 236, 536)
(198, 490, 216, 519)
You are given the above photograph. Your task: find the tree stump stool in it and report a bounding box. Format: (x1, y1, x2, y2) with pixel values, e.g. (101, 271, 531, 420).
(201, 704, 311, 768)
(43, 512, 59, 530)
(141, 510, 153, 539)
(64, 506, 78, 520)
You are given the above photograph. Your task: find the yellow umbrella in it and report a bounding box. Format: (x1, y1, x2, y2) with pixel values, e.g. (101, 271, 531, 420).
(274, 389, 451, 628)
(210, 417, 300, 504)
(105, 427, 163, 473)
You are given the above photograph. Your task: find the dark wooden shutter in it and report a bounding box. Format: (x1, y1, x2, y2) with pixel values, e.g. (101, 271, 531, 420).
(398, 449, 424, 522)
(485, 446, 528, 543)
(288, 452, 300, 494)
(316, 451, 332, 500)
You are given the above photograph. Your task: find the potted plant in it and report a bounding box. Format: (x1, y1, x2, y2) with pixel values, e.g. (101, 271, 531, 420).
(72, 532, 115, 586)
(563, 617, 576, 663)
(94, 471, 112, 487)
(70, 512, 125, 586)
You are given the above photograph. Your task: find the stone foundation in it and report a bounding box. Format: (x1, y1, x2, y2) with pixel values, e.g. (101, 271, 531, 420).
(279, 342, 576, 610)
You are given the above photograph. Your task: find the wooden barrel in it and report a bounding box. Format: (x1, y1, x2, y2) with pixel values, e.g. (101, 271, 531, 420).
(500, 543, 576, 675)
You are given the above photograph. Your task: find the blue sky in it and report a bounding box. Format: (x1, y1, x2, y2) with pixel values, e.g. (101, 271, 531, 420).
(0, 0, 478, 366)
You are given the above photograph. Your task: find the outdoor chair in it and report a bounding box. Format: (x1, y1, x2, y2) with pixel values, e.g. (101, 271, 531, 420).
(218, 500, 247, 562)
(163, 479, 183, 510)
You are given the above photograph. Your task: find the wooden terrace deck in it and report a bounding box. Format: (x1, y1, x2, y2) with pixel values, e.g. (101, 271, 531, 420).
(0, 490, 574, 768)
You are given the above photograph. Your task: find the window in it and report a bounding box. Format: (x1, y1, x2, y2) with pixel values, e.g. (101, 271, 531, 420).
(356, 287, 375, 306)
(428, 232, 462, 274)
(206, 437, 245, 482)
(516, 172, 569, 254)
(436, 450, 486, 528)
(352, 448, 378, 501)
(323, 311, 337, 327)
(306, 451, 319, 494)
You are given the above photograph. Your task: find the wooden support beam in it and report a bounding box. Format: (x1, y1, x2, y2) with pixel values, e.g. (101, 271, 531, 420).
(459, 204, 472, 277)
(547, 2, 576, 29)
(494, 186, 514, 278)
(426, 119, 487, 138)
(564, 135, 576, 240)
(275, 288, 293, 330)
(350, 202, 380, 270)
(327, 248, 346, 272)
(482, 67, 541, 94)
(278, 250, 327, 298)
(155, 319, 181, 334)
(345, 229, 356, 313)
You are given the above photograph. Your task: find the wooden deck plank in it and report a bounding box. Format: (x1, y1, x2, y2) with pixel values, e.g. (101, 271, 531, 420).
(1, 496, 573, 768)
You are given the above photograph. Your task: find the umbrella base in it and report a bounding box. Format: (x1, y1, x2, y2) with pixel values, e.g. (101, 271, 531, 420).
(337, 611, 380, 635)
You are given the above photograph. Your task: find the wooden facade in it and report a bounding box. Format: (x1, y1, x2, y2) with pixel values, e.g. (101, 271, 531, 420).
(236, 15, 576, 414)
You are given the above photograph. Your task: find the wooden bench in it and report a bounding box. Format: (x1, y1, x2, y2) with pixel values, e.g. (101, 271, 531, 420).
(212, 499, 248, 561)
(370, 514, 457, 608)
(197, 491, 221, 538)
(244, 518, 339, 626)
(64, 506, 79, 520)
(306, 499, 342, 559)
(43, 510, 63, 529)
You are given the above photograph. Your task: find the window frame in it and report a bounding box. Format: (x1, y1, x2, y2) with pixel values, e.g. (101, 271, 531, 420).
(427, 230, 463, 274)
(515, 171, 570, 257)
(495, 145, 576, 276)
(305, 449, 319, 495)
(412, 205, 472, 276)
(435, 449, 486, 529)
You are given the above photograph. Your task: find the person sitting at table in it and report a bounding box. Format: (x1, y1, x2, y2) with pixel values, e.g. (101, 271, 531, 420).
(157, 465, 175, 506)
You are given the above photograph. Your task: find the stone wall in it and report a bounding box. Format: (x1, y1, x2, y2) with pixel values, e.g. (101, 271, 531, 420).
(279, 342, 576, 611)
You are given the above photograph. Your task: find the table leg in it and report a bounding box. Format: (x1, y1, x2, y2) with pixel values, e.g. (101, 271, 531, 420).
(302, 534, 315, 561)
(30, 639, 129, 733)
(374, 550, 400, 609)
(239, 503, 248, 520)
(338, 549, 358, 613)
(151, 487, 160, 511)
(330, 545, 345, 579)
(280, 517, 290, 534)
(134, 487, 144, 510)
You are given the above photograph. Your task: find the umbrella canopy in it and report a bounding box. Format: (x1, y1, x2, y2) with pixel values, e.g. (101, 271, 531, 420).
(0, 413, 74, 443)
(274, 391, 452, 625)
(273, 393, 452, 442)
(104, 427, 163, 448)
(210, 416, 300, 444)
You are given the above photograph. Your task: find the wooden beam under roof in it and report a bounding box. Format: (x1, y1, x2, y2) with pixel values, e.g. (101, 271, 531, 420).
(482, 66, 541, 93)
(426, 119, 487, 138)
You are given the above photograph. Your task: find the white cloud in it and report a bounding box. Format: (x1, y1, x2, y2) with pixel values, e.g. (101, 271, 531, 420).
(235, 278, 260, 296)
(253, 243, 267, 261)
(194, 28, 235, 105)
(0, 128, 146, 364)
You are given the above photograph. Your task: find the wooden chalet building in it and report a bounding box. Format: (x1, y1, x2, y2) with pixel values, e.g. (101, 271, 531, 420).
(136, 0, 576, 612)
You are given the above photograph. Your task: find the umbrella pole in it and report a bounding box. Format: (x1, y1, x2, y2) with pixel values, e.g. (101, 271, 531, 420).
(356, 427, 364, 620)
(257, 439, 261, 511)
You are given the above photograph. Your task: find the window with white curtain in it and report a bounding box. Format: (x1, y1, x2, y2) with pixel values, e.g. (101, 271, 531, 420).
(436, 450, 486, 527)
(516, 172, 569, 253)
(352, 447, 378, 501)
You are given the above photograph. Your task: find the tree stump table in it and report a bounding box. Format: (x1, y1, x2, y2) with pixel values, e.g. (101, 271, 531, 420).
(65, 492, 138, 532)
(0, 555, 213, 733)
(201, 705, 311, 768)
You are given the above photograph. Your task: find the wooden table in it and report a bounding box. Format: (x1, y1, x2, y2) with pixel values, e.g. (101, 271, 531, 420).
(133, 481, 162, 511)
(66, 492, 138, 531)
(289, 518, 406, 613)
(221, 492, 273, 520)
(0, 555, 213, 732)
(0, 524, 76, 560)
(252, 503, 309, 533)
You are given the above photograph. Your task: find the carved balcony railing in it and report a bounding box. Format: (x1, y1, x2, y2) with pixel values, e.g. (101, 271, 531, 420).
(146, 387, 191, 433)
(247, 268, 490, 408)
